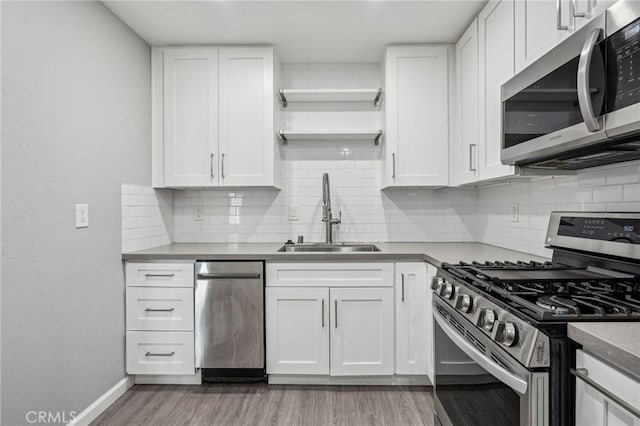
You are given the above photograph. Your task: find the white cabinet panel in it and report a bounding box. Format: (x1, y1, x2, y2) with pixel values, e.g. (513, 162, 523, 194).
(266, 262, 394, 287)
(426, 264, 436, 383)
(266, 287, 329, 375)
(219, 47, 275, 187)
(125, 263, 194, 288)
(395, 263, 429, 375)
(126, 287, 194, 331)
(330, 287, 394, 376)
(478, 0, 517, 181)
(575, 0, 618, 30)
(126, 331, 195, 375)
(163, 48, 219, 187)
(384, 46, 450, 187)
(515, 0, 574, 73)
(452, 19, 479, 186)
(575, 350, 640, 426)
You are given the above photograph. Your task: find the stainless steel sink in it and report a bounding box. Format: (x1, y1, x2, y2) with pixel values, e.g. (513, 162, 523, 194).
(278, 243, 381, 253)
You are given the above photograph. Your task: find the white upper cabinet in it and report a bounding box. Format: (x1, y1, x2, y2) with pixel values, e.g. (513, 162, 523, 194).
(384, 46, 450, 187)
(478, 0, 517, 182)
(219, 47, 276, 187)
(154, 46, 278, 188)
(514, 0, 574, 73)
(451, 19, 479, 186)
(574, 0, 618, 30)
(515, 0, 618, 73)
(163, 48, 219, 187)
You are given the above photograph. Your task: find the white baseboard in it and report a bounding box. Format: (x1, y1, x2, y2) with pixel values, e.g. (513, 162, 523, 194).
(69, 376, 134, 426)
(268, 374, 432, 386)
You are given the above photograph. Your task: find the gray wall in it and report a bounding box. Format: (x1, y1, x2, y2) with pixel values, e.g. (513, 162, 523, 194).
(1, 2, 150, 424)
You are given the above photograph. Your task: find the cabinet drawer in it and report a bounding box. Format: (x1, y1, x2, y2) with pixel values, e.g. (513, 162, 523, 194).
(126, 287, 194, 331)
(126, 331, 194, 375)
(266, 262, 394, 287)
(125, 263, 194, 287)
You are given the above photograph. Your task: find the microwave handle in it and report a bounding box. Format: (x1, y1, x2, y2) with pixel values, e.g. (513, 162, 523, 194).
(433, 307, 529, 395)
(577, 27, 603, 132)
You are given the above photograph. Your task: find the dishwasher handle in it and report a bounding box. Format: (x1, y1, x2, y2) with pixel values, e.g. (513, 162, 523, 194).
(197, 272, 261, 280)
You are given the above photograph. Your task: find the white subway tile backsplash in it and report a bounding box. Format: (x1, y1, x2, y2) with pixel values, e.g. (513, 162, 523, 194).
(121, 184, 173, 253)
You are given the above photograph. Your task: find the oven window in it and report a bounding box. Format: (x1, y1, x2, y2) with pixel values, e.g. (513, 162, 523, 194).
(503, 43, 605, 149)
(434, 322, 520, 426)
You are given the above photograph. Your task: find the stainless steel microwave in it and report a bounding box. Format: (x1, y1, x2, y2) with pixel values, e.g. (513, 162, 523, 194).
(501, 0, 640, 170)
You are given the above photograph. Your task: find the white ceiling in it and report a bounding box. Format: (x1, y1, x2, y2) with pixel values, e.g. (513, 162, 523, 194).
(103, 0, 487, 63)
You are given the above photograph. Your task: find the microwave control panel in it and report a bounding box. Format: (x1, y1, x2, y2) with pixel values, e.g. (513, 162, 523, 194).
(609, 17, 640, 112)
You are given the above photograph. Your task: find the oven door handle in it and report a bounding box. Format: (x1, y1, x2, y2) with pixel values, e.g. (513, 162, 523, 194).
(434, 309, 529, 395)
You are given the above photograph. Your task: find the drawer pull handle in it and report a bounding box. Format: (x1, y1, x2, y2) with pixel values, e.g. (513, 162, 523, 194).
(570, 368, 640, 419)
(145, 351, 175, 357)
(144, 273, 175, 278)
(144, 308, 175, 312)
(401, 273, 405, 302)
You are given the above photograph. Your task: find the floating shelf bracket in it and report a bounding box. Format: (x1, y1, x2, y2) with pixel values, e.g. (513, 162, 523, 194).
(278, 130, 288, 144)
(374, 130, 383, 145)
(373, 89, 383, 107)
(278, 90, 288, 108)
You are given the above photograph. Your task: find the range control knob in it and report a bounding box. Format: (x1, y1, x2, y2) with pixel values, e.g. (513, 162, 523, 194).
(494, 321, 518, 347)
(477, 309, 497, 331)
(430, 276, 444, 291)
(439, 282, 455, 300)
(454, 294, 473, 313)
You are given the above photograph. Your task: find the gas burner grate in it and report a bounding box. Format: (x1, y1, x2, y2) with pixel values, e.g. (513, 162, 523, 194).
(442, 260, 640, 321)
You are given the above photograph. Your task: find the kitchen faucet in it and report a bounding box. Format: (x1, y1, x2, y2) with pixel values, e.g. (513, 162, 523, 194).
(321, 173, 341, 243)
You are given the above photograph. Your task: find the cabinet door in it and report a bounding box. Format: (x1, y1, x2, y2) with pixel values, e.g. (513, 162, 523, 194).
(575, 350, 640, 426)
(515, 0, 574, 73)
(395, 263, 429, 375)
(330, 287, 394, 376)
(574, 0, 618, 30)
(426, 264, 436, 383)
(478, 0, 517, 181)
(384, 46, 449, 187)
(218, 47, 275, 187)
(163, 48, 219, 187)
(452, 20, 479, 186)
(266, 287, 329, 375)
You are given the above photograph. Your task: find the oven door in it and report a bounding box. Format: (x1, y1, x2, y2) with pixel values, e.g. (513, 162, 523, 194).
(433, 300, 548, 426)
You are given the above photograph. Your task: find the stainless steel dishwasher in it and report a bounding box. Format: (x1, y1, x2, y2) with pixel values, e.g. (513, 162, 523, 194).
(195, 261, 265, 380)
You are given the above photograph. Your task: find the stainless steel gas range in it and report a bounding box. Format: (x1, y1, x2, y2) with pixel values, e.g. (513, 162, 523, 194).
(431, 212, 640, 426)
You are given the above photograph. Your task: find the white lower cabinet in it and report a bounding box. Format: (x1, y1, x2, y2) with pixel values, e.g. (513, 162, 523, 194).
(126, 331, 195, 375)
(266, 286, 393, 376)
(575, 350, 640, 426)
(395, 263, 429, 376)
(266, 287, 330, 375)
(125, 261, 196, 377)
(330, 287, 394, 376)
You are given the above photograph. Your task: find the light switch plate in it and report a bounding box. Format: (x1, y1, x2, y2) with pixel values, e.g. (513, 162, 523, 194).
(288, 204, 298, 221)
(511, 202, 519, 223)
(75, 204, 89, 228)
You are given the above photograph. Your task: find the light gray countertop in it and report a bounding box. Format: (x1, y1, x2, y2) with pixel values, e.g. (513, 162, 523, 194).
(568, 322, 640, 380)
(122, 242, 548, 267)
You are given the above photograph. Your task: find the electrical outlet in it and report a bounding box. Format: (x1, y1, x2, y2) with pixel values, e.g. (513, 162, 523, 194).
(75, 204, 89, 228)
(288, 204, 298, 221)
(511, 202, 519, 223)
(193, 205, 204, 222)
